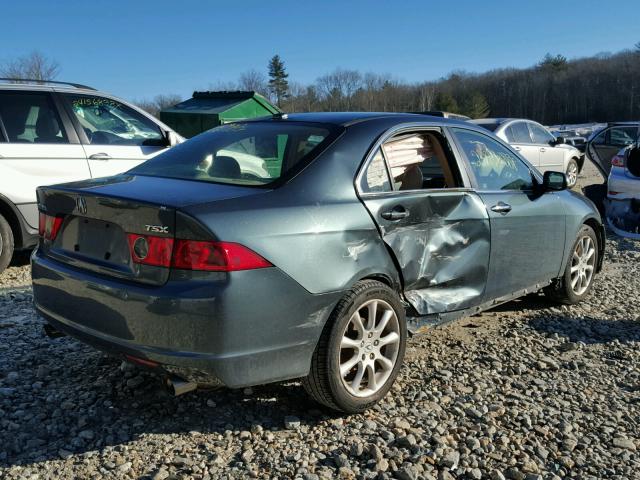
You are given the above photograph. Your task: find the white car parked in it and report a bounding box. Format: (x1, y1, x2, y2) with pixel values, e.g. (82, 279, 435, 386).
(0, 79, 183, 272)
(471, 118, 583, 188)
(601, 144, 640, 239)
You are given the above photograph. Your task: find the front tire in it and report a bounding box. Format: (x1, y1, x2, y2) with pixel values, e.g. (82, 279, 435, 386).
(303, 280, 406, 413)
(544, 224, 598, 304)
(0, 214, 14, 274)
(566, 158, 579, 188)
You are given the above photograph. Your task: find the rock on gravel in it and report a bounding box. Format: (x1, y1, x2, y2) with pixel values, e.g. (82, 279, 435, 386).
(0, 192, 639, 479)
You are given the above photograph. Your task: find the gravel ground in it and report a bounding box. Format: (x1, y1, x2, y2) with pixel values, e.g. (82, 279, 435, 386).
(1, 160, 638, 480)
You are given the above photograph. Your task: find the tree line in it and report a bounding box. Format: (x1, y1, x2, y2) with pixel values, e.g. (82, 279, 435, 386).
(3, 46, 640, 124)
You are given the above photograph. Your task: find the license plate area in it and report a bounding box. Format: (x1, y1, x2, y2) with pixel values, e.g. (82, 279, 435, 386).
(56, 216, 130, 267)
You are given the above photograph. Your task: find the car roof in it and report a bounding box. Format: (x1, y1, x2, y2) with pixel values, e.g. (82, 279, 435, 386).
(263, 111, 472, 127)
(470, 118, 536, 125)
(605, 121, 640, 126)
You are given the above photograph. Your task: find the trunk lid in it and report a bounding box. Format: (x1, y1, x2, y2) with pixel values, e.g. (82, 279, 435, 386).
(37, 174, 268, 285)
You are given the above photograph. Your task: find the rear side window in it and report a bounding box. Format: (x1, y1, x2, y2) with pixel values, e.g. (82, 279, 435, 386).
(510, 122, 532, 143)
(65, 94, 165, 146)
(131, 122, 338, 186)
(0, 92, 68, 144)
(360, 148, 391, 193)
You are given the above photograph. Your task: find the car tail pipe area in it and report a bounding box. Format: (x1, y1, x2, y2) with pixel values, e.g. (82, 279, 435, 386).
(43, 323, 66, 338)
(164, 375, 198, 396)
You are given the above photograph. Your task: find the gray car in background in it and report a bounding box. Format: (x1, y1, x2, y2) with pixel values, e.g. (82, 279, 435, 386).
(472, 118, 584, 188)
(32, 113, 604, 413)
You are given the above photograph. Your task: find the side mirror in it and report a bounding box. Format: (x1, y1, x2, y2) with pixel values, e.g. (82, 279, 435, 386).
(165, 130, 181, 147)
(550, 136, 565, 146)
(543, 171, 567, 191)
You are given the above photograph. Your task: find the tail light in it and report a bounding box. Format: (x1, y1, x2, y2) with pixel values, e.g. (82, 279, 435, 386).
(172, 240, 272, 271)
(611, 154, 625, 167)
(126, 234, 272, 272)
(38, 212, 64, 241)
(127, 234, 174, 267)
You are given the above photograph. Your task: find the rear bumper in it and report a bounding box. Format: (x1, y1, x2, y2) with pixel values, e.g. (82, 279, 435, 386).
(607, 167, 640, 200)
(32, 249, 342, 388)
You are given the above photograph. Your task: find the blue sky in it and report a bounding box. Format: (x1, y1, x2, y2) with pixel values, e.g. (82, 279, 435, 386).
(1, 0, 637, 102)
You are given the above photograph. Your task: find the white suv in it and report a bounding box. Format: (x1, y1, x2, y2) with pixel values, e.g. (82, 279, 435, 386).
(471, 118, 583, 188)
(0, 79, 183, 272)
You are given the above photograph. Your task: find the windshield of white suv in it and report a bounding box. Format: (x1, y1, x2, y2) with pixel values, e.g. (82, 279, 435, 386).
(65, 94, 165, 147)
(130, 121, 339, 187)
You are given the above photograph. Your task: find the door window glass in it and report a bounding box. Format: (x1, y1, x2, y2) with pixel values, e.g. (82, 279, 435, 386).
(510, 122, 533, 143)
(381, 132, 459, 190)
(65, 94, 164, 146)
(608, 127, 637, 147)
(360, 148, 391, 193)
(529, 123, 554, 144)
(504, 126, 515, 143)
(452, 128, 533, 191)
(0, 92, 68, 144)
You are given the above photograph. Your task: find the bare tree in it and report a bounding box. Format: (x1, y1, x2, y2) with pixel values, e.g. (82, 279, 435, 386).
(416, 82, 437, 111)
(135, 94, 183, 118)
(0, 51, 60, 82)
(238, 69, 268, 96)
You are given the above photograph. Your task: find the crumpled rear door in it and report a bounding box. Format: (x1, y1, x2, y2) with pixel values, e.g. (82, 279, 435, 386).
(361, 190, 490, 315)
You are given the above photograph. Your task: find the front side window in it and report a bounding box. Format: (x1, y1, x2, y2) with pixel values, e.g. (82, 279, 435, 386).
(65, 94, 164, 146)
(452, 128, 533, 191)
(529, 123, 554, 144)
(0, 92, 68, 144)
(510, 122, 533, 144)
(131, 122, 337, 186)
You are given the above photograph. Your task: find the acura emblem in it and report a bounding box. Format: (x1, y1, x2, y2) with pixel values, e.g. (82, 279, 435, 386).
(76, 197, 87, 215)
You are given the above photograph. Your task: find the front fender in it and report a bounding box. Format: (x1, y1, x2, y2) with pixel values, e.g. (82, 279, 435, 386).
(559, 190, 605, 274)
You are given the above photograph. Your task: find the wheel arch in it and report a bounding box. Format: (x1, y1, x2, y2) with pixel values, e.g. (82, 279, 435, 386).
(0, 194, 24, 249)
(583, 216, 605, 273)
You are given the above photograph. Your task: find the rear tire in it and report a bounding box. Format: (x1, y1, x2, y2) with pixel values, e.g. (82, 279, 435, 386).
(566, 158, 579, 188)
(544, 225, 598, 304)
(303, 280, 406, 413)
(0, 214, 14, 274)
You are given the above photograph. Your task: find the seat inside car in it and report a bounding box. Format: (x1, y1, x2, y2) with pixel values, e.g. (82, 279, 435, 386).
(34, 110, 64, 143)
(423, 132, 457, 188)
(209, 155, 241, 179)
(384, 132, 458, 190)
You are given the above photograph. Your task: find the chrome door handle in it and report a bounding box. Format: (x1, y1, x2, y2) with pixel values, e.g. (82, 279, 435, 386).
(381, 207, 409, 221)
(513, 146, 521, 151)
(539, 147, 546, 152)
(491, 202, 512, 214)
(89, 153, 111, 160)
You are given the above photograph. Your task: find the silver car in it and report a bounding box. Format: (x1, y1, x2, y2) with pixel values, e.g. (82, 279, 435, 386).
(472, 118, 583, 187)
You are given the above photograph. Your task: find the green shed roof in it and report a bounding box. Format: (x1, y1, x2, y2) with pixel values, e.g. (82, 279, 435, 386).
(162, 91, 281, 115)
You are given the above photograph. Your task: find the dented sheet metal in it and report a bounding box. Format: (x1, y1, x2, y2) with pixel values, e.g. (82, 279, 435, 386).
(362, 190, 490, 315)
(605, 197, 640, 240)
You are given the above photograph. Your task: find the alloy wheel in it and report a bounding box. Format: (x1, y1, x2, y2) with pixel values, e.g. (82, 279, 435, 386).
(338, 299, 401, 397)
(570, 235, 595, 295)
(566, 162, 578, 187)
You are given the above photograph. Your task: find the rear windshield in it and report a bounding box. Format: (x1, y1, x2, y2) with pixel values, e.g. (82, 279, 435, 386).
(474, 121, 500, 132)
(130, 121, 339, 187)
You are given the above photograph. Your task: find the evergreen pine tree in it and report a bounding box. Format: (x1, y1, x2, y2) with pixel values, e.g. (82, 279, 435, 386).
(268, 55, 289, 107)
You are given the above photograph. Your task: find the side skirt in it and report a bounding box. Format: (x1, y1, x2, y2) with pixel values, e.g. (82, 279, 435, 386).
(406, 280, 553, 334)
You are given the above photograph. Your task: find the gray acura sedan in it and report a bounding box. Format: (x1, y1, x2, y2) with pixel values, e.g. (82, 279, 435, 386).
(32, 113, 604, 413)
